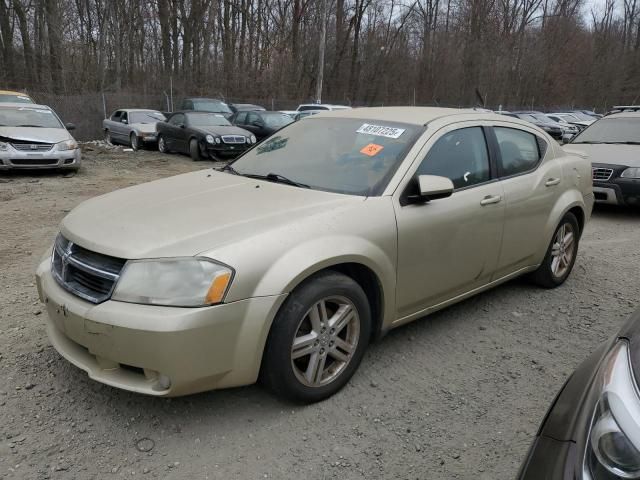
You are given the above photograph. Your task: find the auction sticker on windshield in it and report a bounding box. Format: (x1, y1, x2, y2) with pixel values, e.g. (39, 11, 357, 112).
(360, 143, 384, 156)
(357, 124, 405, 139)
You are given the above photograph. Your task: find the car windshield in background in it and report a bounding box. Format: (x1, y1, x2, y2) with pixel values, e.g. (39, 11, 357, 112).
(532, 114, 554, 123)
(193, 100, 232, 114)
(570, 112, 595, 121)
(187, 113, 231, 127)
(231, 118, 423, 196)
(573, 118, 640, 144)
(0, 107, 62, 128)
(262, 113, 294, 128)
(0, 94, 33, 103)
(129, 111, 165, 124)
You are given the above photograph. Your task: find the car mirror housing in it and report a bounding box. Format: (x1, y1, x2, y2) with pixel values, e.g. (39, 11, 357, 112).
(65, 123, 76, 131)
(417, 175, 454, 201)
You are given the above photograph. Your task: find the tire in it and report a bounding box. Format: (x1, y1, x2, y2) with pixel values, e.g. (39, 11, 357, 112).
(130, 133, 139, 151)
(104, 130, 112, 145)
(261, 271, 371, 403)
(189, 138, 202, 161)
(530, 212, 580, 288)
(158, 135, 169, 154)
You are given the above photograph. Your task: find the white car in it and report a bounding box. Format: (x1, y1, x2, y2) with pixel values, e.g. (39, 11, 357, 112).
(0, 103, 80, 171)
(281, 104, 352, 117)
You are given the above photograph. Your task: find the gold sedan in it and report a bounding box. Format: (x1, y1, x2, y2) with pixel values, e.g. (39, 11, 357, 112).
(35, 107, 593, 402)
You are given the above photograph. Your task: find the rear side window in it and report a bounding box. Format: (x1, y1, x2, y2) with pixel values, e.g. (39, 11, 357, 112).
(494, 127, 541, 177)
(416, 127, 490, 189)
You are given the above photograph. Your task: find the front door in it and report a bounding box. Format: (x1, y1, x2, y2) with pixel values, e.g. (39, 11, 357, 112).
(394, 126, 505, 319)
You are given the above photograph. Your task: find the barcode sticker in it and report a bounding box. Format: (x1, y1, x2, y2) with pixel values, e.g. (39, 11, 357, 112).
(356, 123, 405, 138)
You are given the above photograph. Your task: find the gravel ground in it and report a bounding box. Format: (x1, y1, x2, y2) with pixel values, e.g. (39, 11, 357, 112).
(1, 146, 640, 480)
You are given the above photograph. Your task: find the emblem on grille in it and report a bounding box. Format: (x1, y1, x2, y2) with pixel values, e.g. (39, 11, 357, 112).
(60, 241, 74, 281)
(30, 144, 38, 150)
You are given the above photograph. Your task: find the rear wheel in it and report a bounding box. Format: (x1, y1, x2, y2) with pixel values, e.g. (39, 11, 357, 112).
(104, 130, 112, 145)
(130, 133, 139, 151)
(261, 271, 371, 403)
(189, 138, 203, 161)
(530, 212, 580, 288)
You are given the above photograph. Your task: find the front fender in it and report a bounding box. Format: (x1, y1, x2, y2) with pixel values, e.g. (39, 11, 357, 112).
(252, 234, 397, 329)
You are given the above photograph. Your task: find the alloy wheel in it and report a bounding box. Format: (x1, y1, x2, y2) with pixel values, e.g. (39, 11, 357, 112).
(551, 222, 576, 278)
(290, 296, 360, 387)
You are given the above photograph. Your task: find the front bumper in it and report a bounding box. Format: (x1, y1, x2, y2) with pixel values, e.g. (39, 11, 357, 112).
(0, 147, 81, 170)
(205, 142, 251, 157)
(592, 163, 640, 206)
(35, 257, 286, 396)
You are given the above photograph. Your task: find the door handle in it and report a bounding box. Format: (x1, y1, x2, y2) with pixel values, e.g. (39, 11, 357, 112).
(545, 178, 561, 187)
(480, 195, 502, 206)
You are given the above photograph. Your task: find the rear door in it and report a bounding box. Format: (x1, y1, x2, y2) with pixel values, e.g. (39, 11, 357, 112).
(394, 124, 505, 318)
(489, 125, 563, 278)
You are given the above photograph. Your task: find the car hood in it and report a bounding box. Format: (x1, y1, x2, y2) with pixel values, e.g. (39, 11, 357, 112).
(0, 126, 71, 143)
(130, 123, 158, 133)
(565, 144, 640, 167)
(193, 125, 252, 137)
(60, 170, 362, 259)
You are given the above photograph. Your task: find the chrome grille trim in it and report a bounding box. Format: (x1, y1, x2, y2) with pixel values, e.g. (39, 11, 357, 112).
(51, 234, 126, 304)
(11, 143, 54, 152)
(592, 167, 613, 181)
(221, 135, 246, 144)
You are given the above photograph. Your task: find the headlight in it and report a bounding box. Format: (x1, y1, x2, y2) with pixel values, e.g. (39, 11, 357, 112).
(0, 141, 8, 151)
(585, 341, 640, 478)
(621, 168, 640, 179)
(57, 139, 78, 151)
(111, 257, 233, 307)
(250, 135, 257, 144)
(205, 134, 214, 144)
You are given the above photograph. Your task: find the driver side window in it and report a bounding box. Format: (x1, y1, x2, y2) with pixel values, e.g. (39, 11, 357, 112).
(416, 127, 491, 189)
(168, 113, 184, 126)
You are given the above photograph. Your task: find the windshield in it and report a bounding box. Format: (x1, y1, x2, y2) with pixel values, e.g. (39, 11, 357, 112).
(0, 93, 33, 103)
(0, 106, 62, 128)
(129, 111, 165, 124)
(192, 100, 232, 114)
(532, 114, 553, 123)
(569, 112, 594, 121)
(187, 113, 231, 127)
(262, 113, 294, 129)
(230, 118, 423, 196)
(572, 118, 640, 144)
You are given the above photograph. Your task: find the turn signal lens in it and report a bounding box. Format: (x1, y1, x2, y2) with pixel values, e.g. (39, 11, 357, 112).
(205, 271, 232, 304)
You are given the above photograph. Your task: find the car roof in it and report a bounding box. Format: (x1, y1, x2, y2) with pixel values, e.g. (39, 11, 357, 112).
(602, 112, 640, 119)
(184, 97, 225, 101)
(312, 106, 512, 125)
(0, 90, 32, 96)
(116, 108, 161, 113)
(171, 110, 226, 116)
(0, 102, 50, 110)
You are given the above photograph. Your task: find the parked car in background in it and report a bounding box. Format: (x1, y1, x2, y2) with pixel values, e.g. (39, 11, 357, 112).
(179, 97, 233, 118)
(157, 111, 255, 160)
(103, 109, 166, 150)
(0, 103, 80, 171)
(280, 103, 352, 116)
(35, 107, 592, 403)
(569, 111, 640, 206)
(545, 114, 580, 140)
(293, 110, 324, 121)
(553, 112, 596, 130)
(575, 109, 602, 119)
(509, 112, 564, 140)
(0, 90, 35, 103)
(229, 110, 293, 140)
(229, 103, 266, 113)
(607, 105, 640, 115)
(518, 308, 640, 479)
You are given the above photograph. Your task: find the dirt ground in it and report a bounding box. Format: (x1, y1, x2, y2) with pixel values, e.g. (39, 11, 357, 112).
(1, 145, 640, 480)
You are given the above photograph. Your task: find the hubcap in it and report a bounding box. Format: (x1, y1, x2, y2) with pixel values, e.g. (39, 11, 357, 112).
(159, 138, 165, 152)
(131, 135, 137, 149)
(290, 296, 360, 387)
(551, 222, 575, 278)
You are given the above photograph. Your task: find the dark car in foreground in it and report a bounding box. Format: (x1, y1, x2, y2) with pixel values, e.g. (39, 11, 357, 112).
(229, 110, 294, 140)
(518, 309, 640, 479)
(156, 111, 256, 160)
(569, 112, 640, 206)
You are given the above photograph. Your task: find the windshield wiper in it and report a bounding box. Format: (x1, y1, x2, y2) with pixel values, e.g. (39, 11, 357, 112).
(243, 172, 310, 188)
(219, 164, 240, 175)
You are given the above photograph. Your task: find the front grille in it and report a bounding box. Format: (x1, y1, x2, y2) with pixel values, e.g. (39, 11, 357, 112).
(221, 135, 246, 144)
(10, 158, 58, 166)
(51, 235, 127, 303)
(592, 167, 613, 181)
(11, 143, 53, 152)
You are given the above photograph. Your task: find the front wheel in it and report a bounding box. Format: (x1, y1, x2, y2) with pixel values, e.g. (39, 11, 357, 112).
(130, 133, 139, 151)
(189, 138, 203, 161)
(158, 135, 169, 154)
(104, 130, 112, 145)
(261, 271, 371, 403)
(530, 212, 580, 288)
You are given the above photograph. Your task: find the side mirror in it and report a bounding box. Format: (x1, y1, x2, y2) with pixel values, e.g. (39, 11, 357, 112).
(122, 119, 128, 124)
(417, 175, 454, 201)
(178, 124, 185, 129)
(65, 123, 76, 131)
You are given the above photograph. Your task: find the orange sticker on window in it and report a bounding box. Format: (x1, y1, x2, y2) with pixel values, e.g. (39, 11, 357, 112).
(360, 143, 384, 156)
